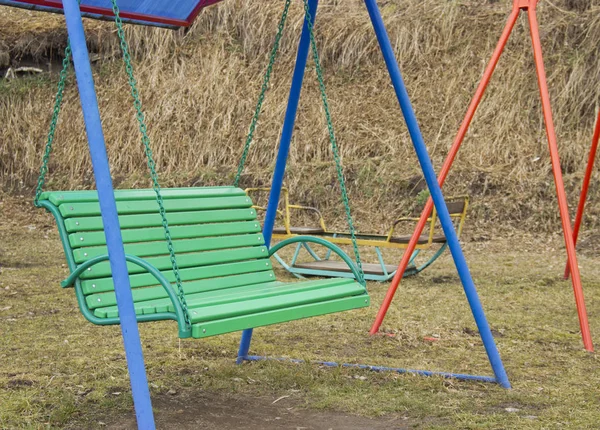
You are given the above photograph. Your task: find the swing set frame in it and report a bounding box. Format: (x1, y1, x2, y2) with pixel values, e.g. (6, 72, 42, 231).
(1, 0, 513, 427)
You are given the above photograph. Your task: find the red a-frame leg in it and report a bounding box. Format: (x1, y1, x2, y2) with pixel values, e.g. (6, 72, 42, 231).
(371, 0, 594, 352)
(564, 111, 600, 279)
(527, 3, 593, 351)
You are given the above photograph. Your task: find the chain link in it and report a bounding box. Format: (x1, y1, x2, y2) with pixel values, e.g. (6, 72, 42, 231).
(34, 43, 72, 207)
(110, 0, 190, 326)
(301, 0, 365, 285)
(234, 0, 292, 187)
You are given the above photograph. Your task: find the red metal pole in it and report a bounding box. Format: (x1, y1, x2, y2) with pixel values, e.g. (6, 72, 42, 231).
(564, 110, 600, 279)
(528, 3, 593, 351)
(369, 4, 521, 334)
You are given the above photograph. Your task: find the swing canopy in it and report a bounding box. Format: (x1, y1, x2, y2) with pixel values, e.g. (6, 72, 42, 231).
(0, 0, 225, 27)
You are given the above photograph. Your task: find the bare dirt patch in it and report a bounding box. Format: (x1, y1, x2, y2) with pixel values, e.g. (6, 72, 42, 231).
(106, 392, 412, 430)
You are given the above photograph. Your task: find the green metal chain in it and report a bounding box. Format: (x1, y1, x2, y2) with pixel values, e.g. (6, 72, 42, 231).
(110, 0, 190, 327)
(234, 0, 292, 187)
(301, 0, 365, 285)
(34, 43, 73, 207)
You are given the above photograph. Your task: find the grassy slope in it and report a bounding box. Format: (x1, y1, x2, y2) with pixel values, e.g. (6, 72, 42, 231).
(1, 0, 600, 234)
(1, 196, 599, 429)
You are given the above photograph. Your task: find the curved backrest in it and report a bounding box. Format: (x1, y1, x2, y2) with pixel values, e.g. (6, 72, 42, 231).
(39, 187, 277, 315)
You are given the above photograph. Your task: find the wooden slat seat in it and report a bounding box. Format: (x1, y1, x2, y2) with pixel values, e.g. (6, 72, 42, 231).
(272, 226, 326, 235)
(390, 234, 447, 245)
(271, 231, 448, 245)
(39, 187, 369, 339)
(293, 261, 402, 276)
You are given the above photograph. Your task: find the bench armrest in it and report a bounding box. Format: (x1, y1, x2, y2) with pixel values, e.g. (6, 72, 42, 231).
(387, 216, 436, 244)
(270, 236, 366, 287)
(388, 196, 470, 242)
(391, 216, 432, 228)
(62, 254, 191, 338)
(251, 204, 285, 219)
(287, 204, 328, 232)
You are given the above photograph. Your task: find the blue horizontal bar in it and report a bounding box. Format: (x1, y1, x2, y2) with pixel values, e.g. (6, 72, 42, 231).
(245, 355, 498, 384)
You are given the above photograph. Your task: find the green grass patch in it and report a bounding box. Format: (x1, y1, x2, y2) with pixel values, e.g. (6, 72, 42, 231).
(0, 197, 598, 428)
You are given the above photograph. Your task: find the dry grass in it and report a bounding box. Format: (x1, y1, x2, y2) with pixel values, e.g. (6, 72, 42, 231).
(1, 0, 600, 234)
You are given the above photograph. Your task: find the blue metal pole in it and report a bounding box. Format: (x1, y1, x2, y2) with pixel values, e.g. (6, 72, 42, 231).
(237, 0, 319, 363)
(363, 0, 510, 389)
(246, 355, 499, 384)
(62, 0, 156, 426)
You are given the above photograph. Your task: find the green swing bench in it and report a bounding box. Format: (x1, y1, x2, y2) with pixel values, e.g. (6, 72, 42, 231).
(39, 187, 369, 339)
(36, 0, 369, 340)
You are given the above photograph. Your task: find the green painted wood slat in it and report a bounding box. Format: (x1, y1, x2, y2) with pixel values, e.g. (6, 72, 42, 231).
(79, 246, 268, 279)
(58, 195, 253, 217)
(191, 295, 370, 338)
(41, 186, 245, 205)
(73, 233, 265, 263)
(64, 208, 258, 232)
(80, 259, 274, 294)
(88, 271, 278, 310)
(69, 220, 261, 248)
(189, 281, 365, 323)
(93, 280, 285, 318)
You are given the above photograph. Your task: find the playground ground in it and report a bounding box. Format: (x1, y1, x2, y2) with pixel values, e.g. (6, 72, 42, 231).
(1, 195, 599, 429)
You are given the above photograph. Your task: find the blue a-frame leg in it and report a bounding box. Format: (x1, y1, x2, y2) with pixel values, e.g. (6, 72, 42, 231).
(237, 0, 320, 363)
(363, 0, 509, 388)
(62, 0, 156, 427)
(238, 0, 510, 389)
